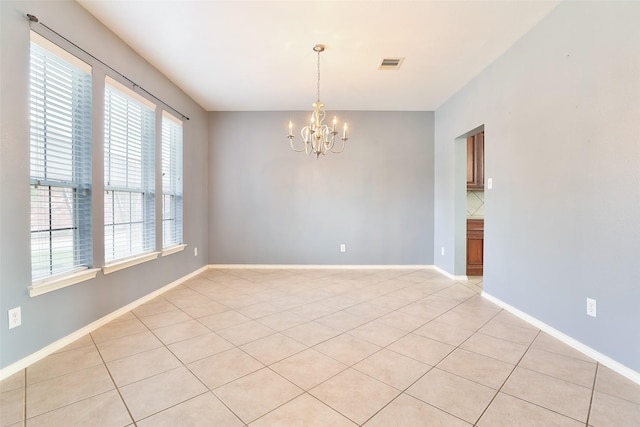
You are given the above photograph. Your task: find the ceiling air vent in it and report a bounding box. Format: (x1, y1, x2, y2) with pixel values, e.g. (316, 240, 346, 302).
(379, 57, 404, 70)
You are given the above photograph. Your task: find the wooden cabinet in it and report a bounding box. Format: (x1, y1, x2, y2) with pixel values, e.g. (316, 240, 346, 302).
(467, 219, 484, 276)
(467, 131, 484, 190)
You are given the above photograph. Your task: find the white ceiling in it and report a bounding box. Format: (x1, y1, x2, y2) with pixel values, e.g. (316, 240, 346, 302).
(77, 0, 560, 112)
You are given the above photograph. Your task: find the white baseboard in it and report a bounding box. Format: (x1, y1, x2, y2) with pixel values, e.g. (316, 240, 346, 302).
(0, 265, 208, 381)
(209, 264, 472, 281)
(482, 291, 640, 386)
(209, 264, 435, 270)
(432, 265, 468, 281)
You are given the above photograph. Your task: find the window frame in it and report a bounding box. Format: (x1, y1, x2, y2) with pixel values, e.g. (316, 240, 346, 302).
(103, 76, 158, 267)
(28, 31, 99, 295)
(161, 111, 184, 250)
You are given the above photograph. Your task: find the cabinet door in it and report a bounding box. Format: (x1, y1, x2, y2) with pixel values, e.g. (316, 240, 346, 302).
(476, 131, 484, 188)
(467, 234, 484, 276)
(467, 137, 476, 188)
(466, 219, 484, 276)
(467, 132, 484, 190)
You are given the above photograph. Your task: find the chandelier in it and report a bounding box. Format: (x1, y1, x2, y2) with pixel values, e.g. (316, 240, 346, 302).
(288, 44, 348, 159)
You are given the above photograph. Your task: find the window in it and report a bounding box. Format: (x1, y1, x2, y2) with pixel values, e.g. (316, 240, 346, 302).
(162, 112, 183, 248)
(103, 77, 155, 263)
(29, 32, 93, 282)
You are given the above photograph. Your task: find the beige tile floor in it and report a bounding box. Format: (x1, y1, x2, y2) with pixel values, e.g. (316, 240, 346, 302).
(2, 268, 639, 426)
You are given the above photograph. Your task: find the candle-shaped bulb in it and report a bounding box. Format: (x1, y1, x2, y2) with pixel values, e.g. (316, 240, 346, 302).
(343, 123, 347, 138)
(288, 120, 293, 135)
(333, 116, 337, 129)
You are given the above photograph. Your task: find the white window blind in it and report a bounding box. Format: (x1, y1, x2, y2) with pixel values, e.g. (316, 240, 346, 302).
(104, 78, 156, 263)
(162, 112, 183, 248)
(30, 32, 93, 282)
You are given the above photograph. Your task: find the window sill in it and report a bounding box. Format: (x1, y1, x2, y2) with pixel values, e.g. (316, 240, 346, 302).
(29, 268, 100, 297)
(103, 252, 159, 275)
(162, 244, 187, 257)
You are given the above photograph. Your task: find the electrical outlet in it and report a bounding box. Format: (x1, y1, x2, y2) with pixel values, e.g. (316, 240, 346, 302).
(340, 244, 346, 253)
(8, 307, 21, 329)
(487, 178, 493, 190)
(441, 247, 445, 256)
(194, 247, 198, 257)
(586, 298, 597, 318)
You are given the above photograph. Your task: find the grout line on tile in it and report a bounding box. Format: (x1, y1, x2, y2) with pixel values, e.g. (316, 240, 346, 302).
(498, 391, 589, 425)
(469, 325, 540, 424)
(355, 300, 487, 426)
(268, 351, 350, 392)
(134, 390, 244, 426)
(306, 390, 362, 426)
(89, 333, 136, 425)
(474, 328, 597, 425)
(530, 341, 599, 366)
(22, 368, 27, 426)
(585, 362, 599, 427)
(362, 389, 471, 427)
(179, 354, 252, 423)
(25, 389, 127, 425)
(304, 391, 361, 426)
(235, 376, 306, 425)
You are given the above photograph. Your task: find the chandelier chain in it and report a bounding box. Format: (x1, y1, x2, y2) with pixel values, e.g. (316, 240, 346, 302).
(316, 49, 321, 103)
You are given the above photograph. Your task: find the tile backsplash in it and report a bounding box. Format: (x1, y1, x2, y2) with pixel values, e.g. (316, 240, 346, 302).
(467, 190, 484, 218)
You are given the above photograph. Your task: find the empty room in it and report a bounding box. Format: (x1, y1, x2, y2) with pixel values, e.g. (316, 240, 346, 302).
(1, 0, 639, 426)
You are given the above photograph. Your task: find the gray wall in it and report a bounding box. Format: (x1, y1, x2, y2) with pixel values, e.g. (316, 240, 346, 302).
(434, 1, 640, 372)
(208, 111, 434, 265)
(0, 1, 209, 369)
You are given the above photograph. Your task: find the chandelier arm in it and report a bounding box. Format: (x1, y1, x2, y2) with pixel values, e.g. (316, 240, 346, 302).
(326, 137, 335, 151)
(289, 127, 313, 153)
(329, 137, 348, 154)
(304, 131, 313, 155)
(315, 133, 323, 155)
(288, 136, 307, 152)
(319, 124, 330, 141)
